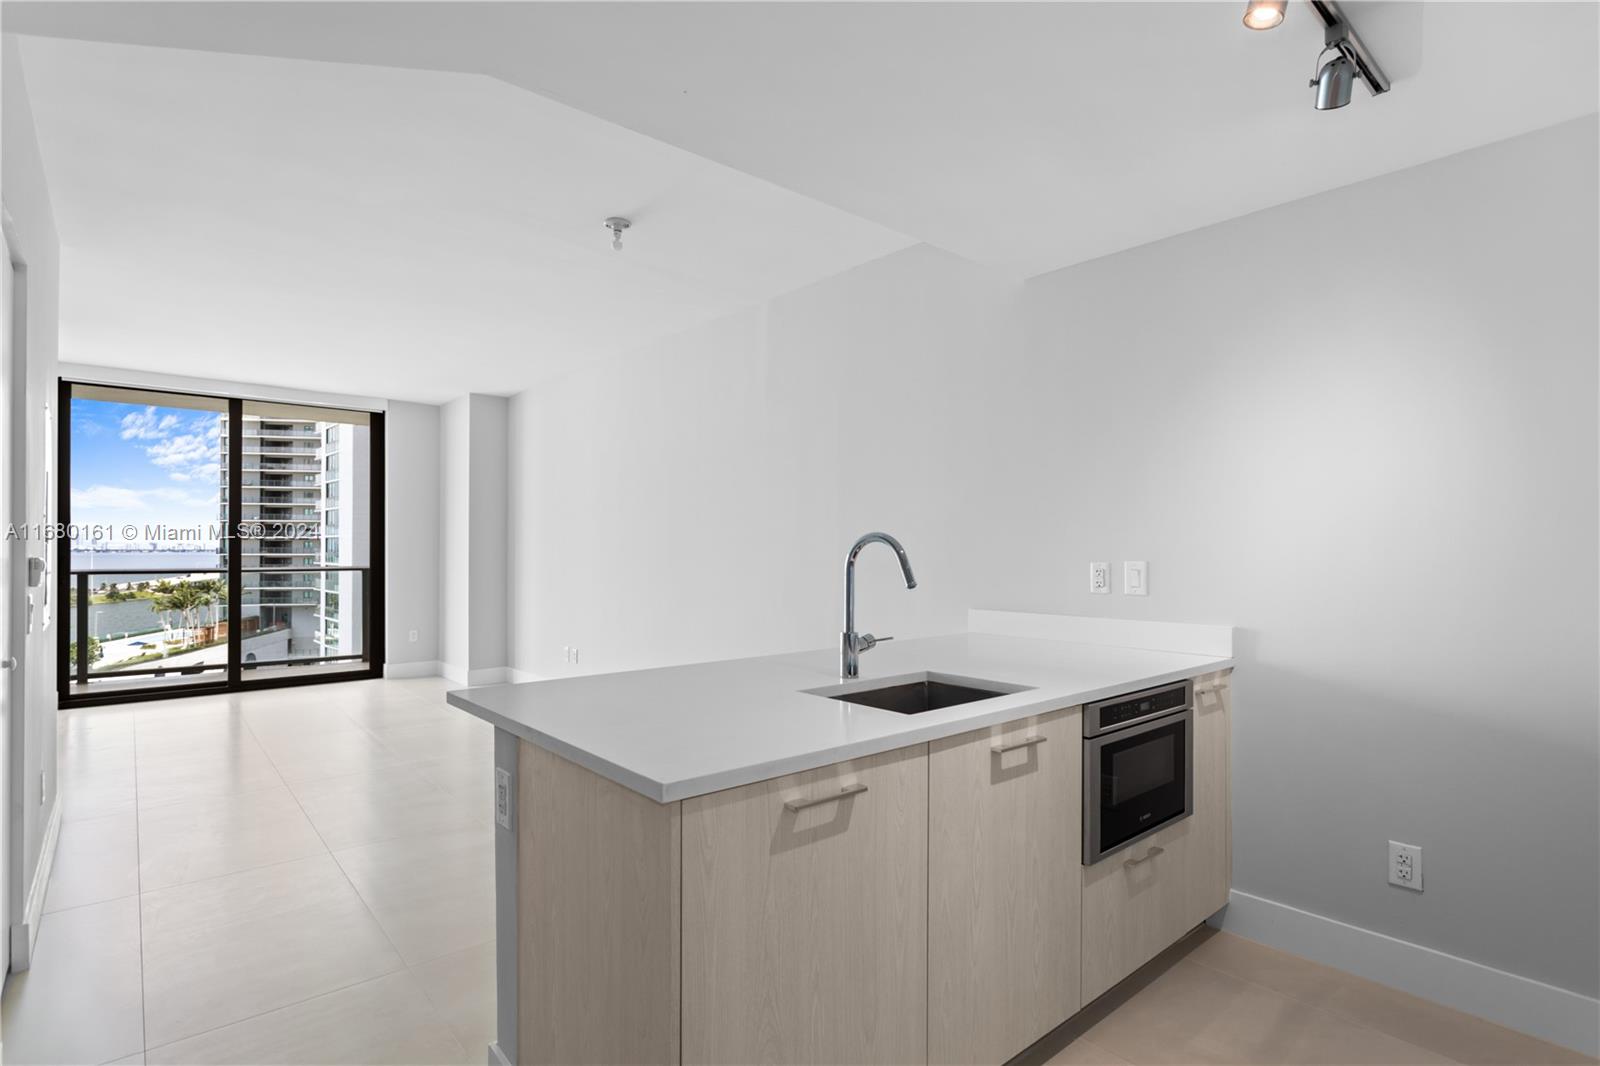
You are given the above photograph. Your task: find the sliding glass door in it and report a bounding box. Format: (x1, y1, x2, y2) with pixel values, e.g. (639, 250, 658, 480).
(58, 381, 384, 704)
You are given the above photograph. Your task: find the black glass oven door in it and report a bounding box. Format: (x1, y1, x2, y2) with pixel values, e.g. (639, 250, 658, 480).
(1087, 709, 1192, 862)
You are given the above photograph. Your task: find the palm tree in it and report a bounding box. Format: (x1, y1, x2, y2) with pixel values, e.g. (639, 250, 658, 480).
(152, 581, 209, 648)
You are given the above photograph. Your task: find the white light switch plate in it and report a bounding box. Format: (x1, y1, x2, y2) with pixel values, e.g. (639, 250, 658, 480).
(1124, 561, 1148, 596)
(1089, 562, 1110, 594)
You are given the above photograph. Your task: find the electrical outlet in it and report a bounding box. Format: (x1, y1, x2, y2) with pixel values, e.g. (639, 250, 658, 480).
(1388, 840, 1422, 891)
(408, 629, 418, 643)
(1089, 562, 1110, 594)
(494, 767, 512, 830)
(561, 645, 581, 665)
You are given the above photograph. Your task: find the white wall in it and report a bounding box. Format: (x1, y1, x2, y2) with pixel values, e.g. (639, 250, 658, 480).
(3, 33, 63, 966)
(439, 396, 471, 678)
(384, 400, 440, 670)
(505, 117, 1598, 1011)
(506, 244, 1021, 678)
(467, 394, 508, 674)
(440, 393, 510, 683)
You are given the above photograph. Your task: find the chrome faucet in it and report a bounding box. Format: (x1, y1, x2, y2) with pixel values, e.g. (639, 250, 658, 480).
(840, 532, 917, 678)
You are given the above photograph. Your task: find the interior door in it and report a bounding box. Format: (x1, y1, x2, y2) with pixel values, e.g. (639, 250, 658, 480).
(1, 229, 15, 982)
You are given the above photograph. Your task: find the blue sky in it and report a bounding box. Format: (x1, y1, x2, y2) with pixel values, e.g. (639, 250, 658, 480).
(71, 399, 223, 547)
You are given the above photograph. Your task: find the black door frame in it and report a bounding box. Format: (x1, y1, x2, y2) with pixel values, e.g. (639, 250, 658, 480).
(57, 378, 385, 707)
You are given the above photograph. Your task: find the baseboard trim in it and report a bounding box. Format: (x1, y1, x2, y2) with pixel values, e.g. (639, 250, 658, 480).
(1213, 889, 1599, 1056)
(8, 797, 61, 972)
(383, 659, 442, 680)
(486, 1040, 513, 1066)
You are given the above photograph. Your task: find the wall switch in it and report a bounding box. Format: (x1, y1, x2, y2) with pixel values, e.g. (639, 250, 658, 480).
(1388, 840, 1422, 891)
(494, 767, 512, 830)
(408, 629, 418, 643)
(1089, 562, 1110, 594)
(1124, 561, 1148, 596)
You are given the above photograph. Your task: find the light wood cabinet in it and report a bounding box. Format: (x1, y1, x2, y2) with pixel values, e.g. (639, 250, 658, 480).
(1080, 670, 1232, 1003)
(516, 742, 681, 1065)
(681, 744, 929, 1066)
(510, 670, 1231, 1065)
(928, 708, 1081, 1066)
(1189, 670, 1232, 920)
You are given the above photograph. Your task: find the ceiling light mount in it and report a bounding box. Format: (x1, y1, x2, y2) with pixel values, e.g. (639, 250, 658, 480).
(1309, 2, 1391, 102)
(1243, 0, 1390, 110)
(604, 216, 631, 252)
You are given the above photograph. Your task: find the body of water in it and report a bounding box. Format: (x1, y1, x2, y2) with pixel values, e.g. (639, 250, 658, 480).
(70, 551, 224, 589)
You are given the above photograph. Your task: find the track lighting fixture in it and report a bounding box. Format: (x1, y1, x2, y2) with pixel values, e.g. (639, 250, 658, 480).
(1310, 46, 1356, 110)
(1242, 0, 1390, 111)
(604, 216, 631, 252)
(1242, 0, 1286, 31)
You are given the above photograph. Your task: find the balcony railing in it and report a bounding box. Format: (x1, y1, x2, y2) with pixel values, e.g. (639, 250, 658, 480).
(66, 565, 372, 691)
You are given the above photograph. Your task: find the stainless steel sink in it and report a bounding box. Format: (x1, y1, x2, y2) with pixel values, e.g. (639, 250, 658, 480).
(812, 674, 1025, 715)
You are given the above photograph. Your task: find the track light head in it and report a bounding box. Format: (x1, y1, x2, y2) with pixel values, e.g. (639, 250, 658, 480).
(1311, 49, 1357, 110)
(1242, 0, 1286, 30)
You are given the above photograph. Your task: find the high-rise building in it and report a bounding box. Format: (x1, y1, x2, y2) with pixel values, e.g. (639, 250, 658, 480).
(219, 411, 368, 662)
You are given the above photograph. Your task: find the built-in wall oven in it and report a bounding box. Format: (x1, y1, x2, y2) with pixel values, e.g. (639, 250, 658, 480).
(1083, 680, 1193, 865)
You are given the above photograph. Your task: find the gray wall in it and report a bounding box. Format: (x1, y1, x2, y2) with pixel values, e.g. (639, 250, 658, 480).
(505, 117, 1599, 998)
(3, 32, 62, 937)
(1016, 117, 1598, 997)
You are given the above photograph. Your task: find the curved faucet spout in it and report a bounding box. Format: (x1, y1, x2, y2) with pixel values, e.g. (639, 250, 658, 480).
(842, 532, 917, 678)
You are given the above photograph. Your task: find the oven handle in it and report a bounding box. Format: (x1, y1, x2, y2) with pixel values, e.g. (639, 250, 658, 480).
(1124, 845, 1166, 868)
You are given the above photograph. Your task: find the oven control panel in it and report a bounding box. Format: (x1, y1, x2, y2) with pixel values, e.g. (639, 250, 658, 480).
(1084, 680, 1191, 736)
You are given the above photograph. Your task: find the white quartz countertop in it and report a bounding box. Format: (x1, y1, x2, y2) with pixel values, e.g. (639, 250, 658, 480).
(446, 629, 1233, 803)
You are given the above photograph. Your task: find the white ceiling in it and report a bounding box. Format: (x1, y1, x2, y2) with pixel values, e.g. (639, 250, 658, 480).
(12, 35, 912, 402)
(8, 2, 1598, 401)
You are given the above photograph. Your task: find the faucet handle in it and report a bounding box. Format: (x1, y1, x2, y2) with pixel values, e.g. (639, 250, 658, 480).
(859, 633, 893, 652)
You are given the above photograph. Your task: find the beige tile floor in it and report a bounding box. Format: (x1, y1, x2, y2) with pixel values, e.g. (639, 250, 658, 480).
(4, 677, 1592, 1066)
(1026, 928, 1593, 1066)
(3, 677, 495, 1065)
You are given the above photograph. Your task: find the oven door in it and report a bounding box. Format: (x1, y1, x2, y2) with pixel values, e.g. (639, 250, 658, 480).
(1083, 708, 1193, 864)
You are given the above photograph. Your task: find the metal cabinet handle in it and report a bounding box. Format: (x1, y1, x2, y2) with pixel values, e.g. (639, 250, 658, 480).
(784, 782, 868, 812)
(1124, 845, 1166, 868)
(991, 735, 1046, 755)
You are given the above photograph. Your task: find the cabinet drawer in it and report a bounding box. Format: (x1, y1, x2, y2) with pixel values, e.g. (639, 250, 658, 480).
(682, 744, 928, 1065)
(1080, 815, 1198, 1003)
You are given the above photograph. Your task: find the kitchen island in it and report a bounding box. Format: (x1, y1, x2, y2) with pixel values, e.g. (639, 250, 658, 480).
(448, 611, 1234, 1066)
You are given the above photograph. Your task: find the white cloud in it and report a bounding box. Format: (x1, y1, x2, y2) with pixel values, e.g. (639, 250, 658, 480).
(119, 406, 180, 440)
(71, 484, 210, 510)
(147, 432, 216, 468)
(168, 462, 221, 484)
(144, 419, 222, 483)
